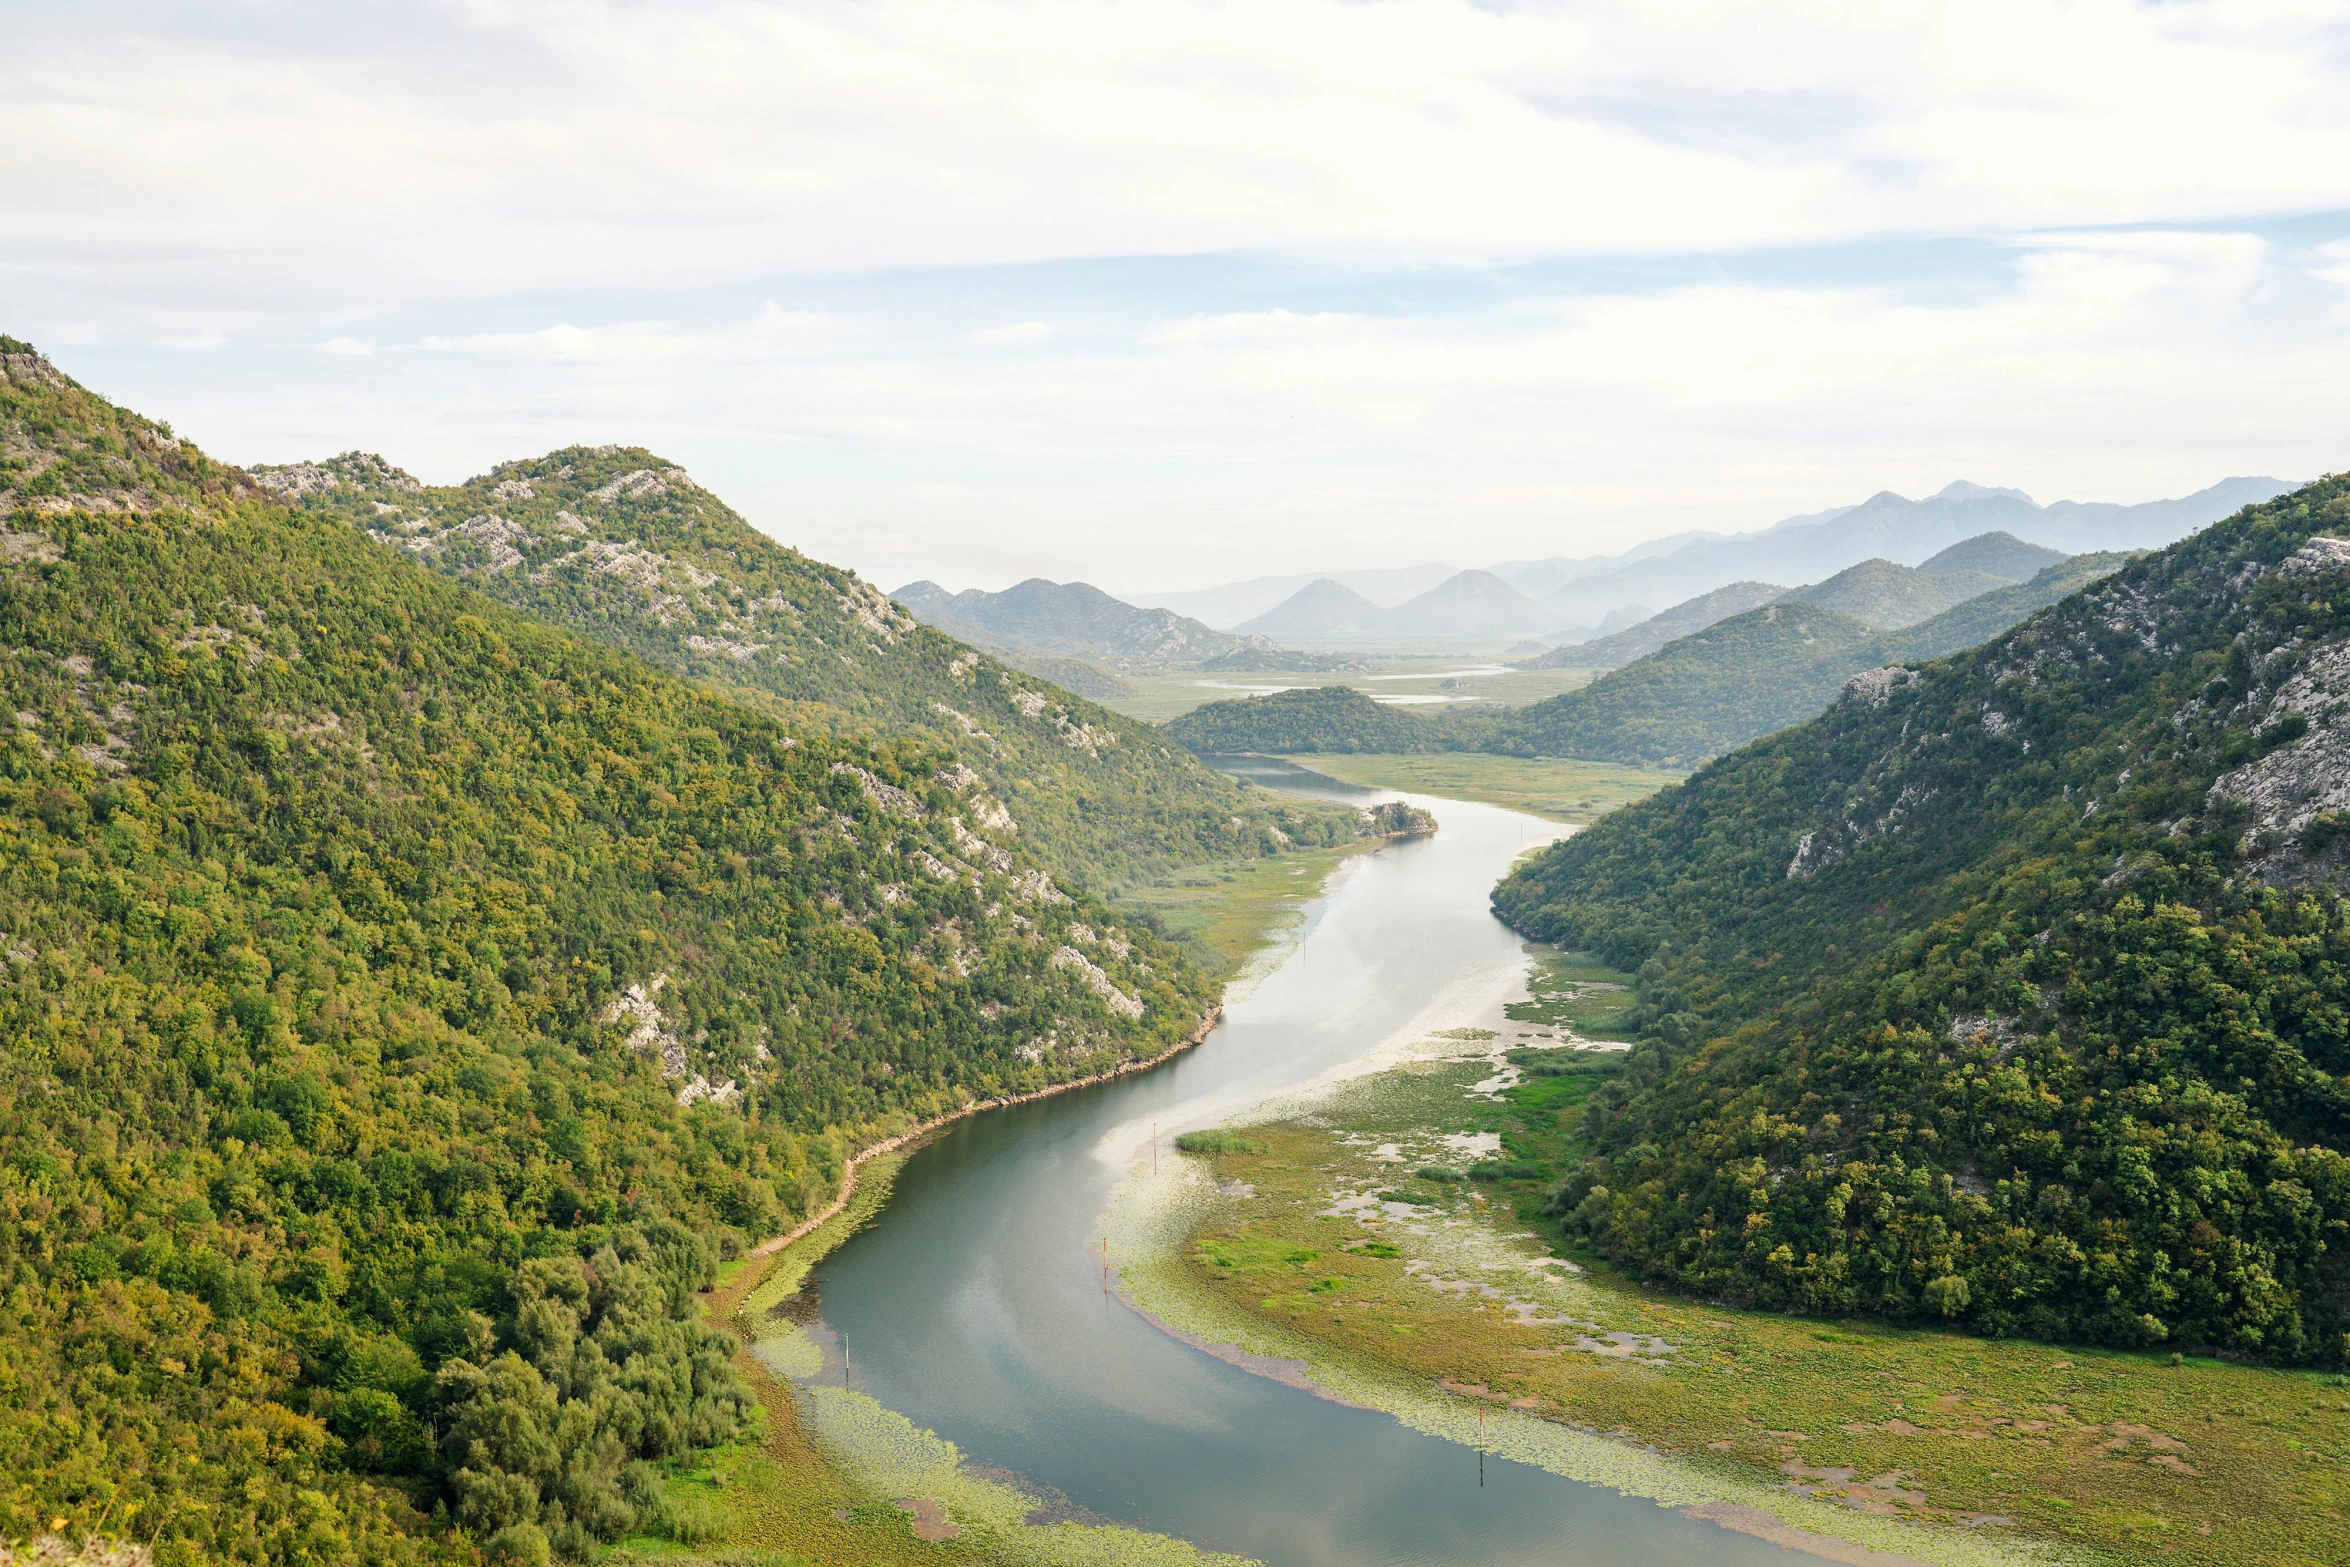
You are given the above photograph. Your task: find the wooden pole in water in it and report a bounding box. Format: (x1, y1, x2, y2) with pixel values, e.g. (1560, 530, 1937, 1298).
(1479, 1406, 1485, 1487)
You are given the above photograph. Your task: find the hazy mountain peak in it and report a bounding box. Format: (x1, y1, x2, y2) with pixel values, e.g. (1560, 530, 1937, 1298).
(1917, 530, 2069, 581)
(1235, 577, 1387, 638)
(1935, 479, 2037, 504)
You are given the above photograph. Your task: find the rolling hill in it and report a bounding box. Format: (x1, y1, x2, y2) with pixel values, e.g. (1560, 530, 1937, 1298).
(1918, 528, 2069, 580)
(1490, 553, 2133, 767)
(1492, 475, 2350, 1360)
(0, 340, 1220, 1563)
(1163, 683, 1444, 754)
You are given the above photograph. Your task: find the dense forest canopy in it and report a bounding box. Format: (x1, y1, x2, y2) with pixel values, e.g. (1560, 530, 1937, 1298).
(1160, 683, 1439, 754)
(257, 448, 1362, 899)
(1494, 477, 2350, 1362)
(0, 341, 1221, 1564)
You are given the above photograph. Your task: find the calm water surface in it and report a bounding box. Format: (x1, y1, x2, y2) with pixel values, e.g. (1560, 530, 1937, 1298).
(807, 763, 1795, 1566)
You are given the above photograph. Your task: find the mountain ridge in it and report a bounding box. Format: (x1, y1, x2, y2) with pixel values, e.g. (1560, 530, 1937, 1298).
(258, 450, 1372, 901)
(1491, 475, 2350, 1359)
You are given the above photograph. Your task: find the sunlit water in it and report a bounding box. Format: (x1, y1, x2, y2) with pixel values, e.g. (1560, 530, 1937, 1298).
(802, 763, 1797, 1565)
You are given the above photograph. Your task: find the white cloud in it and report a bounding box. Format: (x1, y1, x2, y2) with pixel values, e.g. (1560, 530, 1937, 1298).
(5, 2, 2348, 592)
(971, 321, 1055, 346)
(10, 0, 2350, 326)
(174, 229, 2320, 592)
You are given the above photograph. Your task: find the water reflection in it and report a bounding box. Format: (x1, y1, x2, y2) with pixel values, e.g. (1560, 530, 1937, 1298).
(805, 771, 1799, 1566)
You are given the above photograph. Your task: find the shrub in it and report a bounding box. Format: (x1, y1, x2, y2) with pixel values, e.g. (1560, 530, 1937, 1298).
(1174, 1129, 1263, 1154)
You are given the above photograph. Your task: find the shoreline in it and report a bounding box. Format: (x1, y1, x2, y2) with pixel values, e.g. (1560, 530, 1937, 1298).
(747, 1002, 1225, 1263)
(742, 807, 1440, 1267)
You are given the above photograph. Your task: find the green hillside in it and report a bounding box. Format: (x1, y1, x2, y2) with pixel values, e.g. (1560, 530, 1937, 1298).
(1494, 478, 2350, 1361)
(1888, 550, 2135, 660)
(257, 450, 1357, 897)
(1160, 683, 1442, 753)
(1487, 602, 1882, 767)
(0, 344, 1213, 1563)
(1780, 557, 2014, 629)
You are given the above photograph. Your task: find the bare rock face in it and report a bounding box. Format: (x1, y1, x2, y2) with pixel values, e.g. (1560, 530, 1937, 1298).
(2208, 538, 2350, 888)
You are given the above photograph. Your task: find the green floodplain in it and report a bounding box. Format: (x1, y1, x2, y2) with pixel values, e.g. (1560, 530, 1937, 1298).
(1103, 660, 1600, 725)
(1154, 955, 2350, 1567)
(688, 940, 2350, 1567)
(1280, 753, 1679, 824)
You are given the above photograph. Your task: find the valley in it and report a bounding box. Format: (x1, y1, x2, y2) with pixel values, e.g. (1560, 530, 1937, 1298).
(6, 334, 2346, 1567)
(25, 11, 2350, 1567)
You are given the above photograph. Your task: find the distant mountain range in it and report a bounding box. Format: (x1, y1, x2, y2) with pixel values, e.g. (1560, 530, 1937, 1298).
(1522, 477, 2291, 630)
(1122, 477, 2292, 638)
(892, 577, 1275, 671)
(1235, 568, 1556, 642)
(1524, 530, 2079, 672)
(1168, 547, 2138, 769)
(1127, 562, 1458, 628)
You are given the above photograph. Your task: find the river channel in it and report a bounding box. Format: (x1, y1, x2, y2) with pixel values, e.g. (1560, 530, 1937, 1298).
(795, 763, 1800, 1566)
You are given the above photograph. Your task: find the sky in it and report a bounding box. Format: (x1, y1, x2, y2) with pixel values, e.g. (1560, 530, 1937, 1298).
(8, 0, 2350, 596)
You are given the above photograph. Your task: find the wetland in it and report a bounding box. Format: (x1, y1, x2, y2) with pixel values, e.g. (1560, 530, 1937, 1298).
(712, 769, 2350, 1567)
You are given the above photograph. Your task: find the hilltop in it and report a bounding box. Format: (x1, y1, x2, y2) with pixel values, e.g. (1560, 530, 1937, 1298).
(1780, 557, 2015, 629)
(1162, 683, 1440, 754)
(1494, 476, 2350, 1359)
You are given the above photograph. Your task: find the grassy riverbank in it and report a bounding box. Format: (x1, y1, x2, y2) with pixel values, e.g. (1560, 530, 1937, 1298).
(1284, 753, 1675, 823)
(645, 1148, 1257, 1566)
(583, 827, 1407, 1565)
(1161, 1031, 2350, 1567)
(1113, 838, 1386, 977)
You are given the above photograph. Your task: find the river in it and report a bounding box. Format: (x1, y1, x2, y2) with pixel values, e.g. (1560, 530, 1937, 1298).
(791, 763, 1799, 1565)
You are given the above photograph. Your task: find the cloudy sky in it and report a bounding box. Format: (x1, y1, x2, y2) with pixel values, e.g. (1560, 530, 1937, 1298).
(9, 0, 2350, 594)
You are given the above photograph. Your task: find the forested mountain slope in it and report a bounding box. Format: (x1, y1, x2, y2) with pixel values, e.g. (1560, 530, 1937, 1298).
(1779, 557, 2014, 629)
(1487, 602, 1883, 767)
(1487, 552, 2136, 767)
(257, 451, 1358, 896)
(0, 343, 1216, 1563)
(1494, 476, 2350, 1361)
(1162, 683, 1441, 754)
(1918, 529, 2068, 580)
